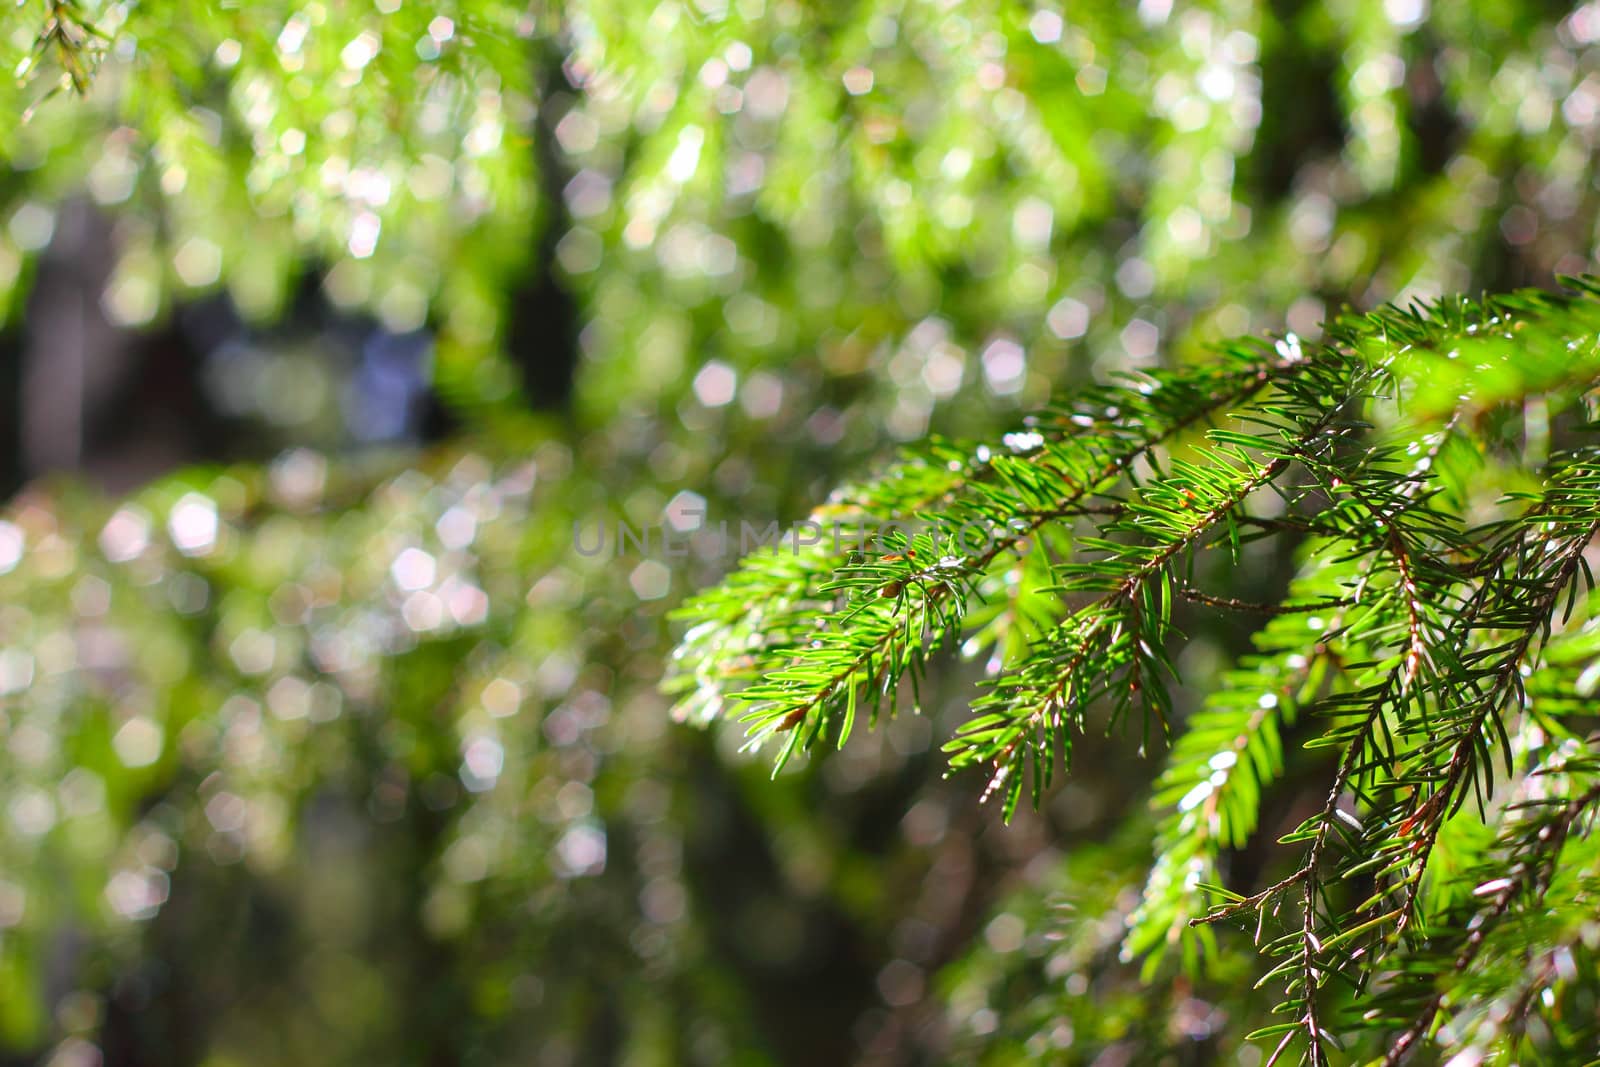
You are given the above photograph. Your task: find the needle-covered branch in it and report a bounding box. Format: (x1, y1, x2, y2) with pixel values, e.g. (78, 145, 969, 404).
(670, 280, 1600, 1064)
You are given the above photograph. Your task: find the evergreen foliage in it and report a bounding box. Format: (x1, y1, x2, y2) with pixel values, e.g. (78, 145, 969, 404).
(673, 281, 1600, 1063)
(9, 1, 1600, 1063)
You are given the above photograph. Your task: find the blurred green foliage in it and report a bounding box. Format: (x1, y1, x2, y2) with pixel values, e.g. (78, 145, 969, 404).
(3, 1, 1600, 1064)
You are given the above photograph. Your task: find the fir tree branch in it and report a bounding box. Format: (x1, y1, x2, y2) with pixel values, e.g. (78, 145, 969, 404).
(669, 282, 1600, 1065)
(704, 348, 1311, 767)
(1174, 587, 1354, 615)
(1382, 777, 1600, 1064)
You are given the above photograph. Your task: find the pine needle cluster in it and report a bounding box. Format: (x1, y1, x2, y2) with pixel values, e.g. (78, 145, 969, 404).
(669, 280, 1600, 1063)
